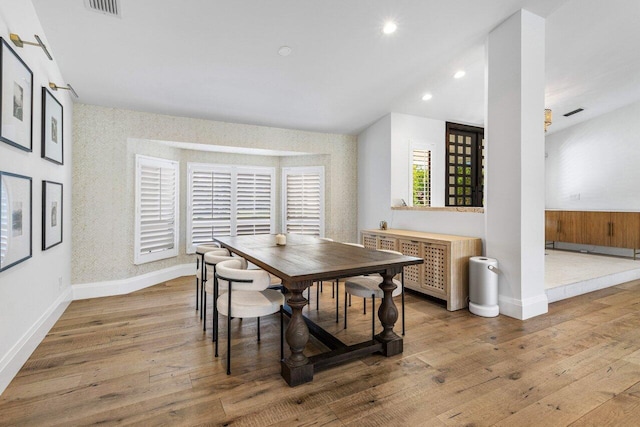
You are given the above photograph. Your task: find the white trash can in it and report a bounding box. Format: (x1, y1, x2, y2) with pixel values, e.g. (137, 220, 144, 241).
(469, 256, 499, 317)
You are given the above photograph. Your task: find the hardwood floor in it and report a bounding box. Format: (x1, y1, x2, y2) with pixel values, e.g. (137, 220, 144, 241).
(2, 276, 640, 426)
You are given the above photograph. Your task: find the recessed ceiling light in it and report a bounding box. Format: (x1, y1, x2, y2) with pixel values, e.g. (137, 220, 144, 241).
(278, 46, 292, 56)
(383, 21, 397, 34)
(453, 70, 466, 79)
(422, 93, 433, 101)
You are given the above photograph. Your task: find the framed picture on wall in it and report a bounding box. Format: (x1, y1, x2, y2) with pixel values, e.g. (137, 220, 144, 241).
(42, 180, 62, 250)
(0, 171, 32, 272)
(41, 88, 63, 164)
(0, 38, 33, 152)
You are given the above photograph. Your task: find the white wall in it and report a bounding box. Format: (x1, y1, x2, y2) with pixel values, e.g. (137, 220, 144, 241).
(358, 112, 485, 240)
(546, 100, 640, 211)
(0, 0, 73, 394)
(545, 100, 640, 257)
(357, 114, 392, 233)
(390, 113, 445, 207)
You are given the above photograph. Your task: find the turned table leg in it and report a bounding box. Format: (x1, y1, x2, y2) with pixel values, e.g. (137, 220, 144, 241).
(376, 267, 403, 356)
(281, 283, 314, 386)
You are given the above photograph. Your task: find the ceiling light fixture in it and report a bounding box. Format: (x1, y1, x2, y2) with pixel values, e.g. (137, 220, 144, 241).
(383, 21, 397, 34)
(9, 33, 53, 60)
(49, 82, 79, 98)
(453, 70, 466, 79)
(278, 46, 292, 57)
(544, 108, 552, 132)
(421, 93, 433, 101)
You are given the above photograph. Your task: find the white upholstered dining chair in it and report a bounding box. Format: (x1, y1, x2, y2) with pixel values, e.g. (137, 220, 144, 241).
(214, 259, 285, 375)
(202, 249, 236, 337)
(195, 242, 221, 317)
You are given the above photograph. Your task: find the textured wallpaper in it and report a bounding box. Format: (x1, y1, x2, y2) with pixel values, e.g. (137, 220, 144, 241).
(72, 104, 357, 284)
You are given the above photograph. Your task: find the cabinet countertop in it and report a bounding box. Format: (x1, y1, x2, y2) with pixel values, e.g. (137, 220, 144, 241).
(361, 228, 481, 242)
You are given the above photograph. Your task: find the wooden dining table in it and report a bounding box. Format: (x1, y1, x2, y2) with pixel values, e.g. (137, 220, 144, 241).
(214, 233, 424, 386)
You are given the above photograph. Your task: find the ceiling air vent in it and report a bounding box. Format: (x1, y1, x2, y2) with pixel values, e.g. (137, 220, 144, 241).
(84, 0, 121, 18)
(563, 108, 584, 117)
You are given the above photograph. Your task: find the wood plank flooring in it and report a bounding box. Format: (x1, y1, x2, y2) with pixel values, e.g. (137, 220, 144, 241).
(2, 276, 640, 426)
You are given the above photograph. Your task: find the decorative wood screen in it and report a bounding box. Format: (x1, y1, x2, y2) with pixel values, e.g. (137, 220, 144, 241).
(422, 243, 447, 294)
(399, 240, 421, 288)
(446, 122, 484, 207)
(362, 234, 377, 249)
(379, 237, 397, 251)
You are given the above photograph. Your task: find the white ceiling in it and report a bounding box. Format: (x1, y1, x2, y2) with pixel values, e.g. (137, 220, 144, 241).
(30, 0, 640, 136)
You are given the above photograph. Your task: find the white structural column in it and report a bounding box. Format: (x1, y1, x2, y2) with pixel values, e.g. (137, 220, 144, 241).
(485, 10, 548, 319)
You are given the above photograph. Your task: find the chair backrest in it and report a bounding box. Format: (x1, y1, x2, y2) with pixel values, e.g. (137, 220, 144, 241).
(204, 250, 241, 267)
(204, 251, 246, 281)
(215, 259, 271, 291)
(196, 242, 221, 254)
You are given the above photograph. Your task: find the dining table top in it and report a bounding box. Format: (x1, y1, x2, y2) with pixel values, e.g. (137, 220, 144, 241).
(213, 234, 423, 285)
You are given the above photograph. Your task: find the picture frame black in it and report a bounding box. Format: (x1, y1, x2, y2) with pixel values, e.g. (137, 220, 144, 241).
(41, 88, 63, 164)
(42, 180, 62, 250)
(0, 171, 32, 272)
(0, 38, 33, 152)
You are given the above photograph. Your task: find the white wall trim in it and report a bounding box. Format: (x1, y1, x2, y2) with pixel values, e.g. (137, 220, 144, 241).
(72, 264, 194, 300)
(499, 293, 549, 320)
(0, 287, 73, 395)
(546, 268, 640, 303)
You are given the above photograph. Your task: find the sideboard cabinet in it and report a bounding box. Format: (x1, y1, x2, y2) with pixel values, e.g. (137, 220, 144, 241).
(361, 229, 482, 311)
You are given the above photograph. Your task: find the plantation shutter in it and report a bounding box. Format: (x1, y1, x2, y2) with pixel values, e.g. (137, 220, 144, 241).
(190, 168, 232, 248)
(236, 169, 273, 236)
(187, 164, 275, 252)
(135, 155, 179, 265)
(412, 148, 431, 207)
(283, 167, 324, 236)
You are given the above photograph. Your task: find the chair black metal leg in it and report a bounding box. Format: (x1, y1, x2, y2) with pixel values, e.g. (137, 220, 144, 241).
(213, 269, 218, 342)
(316, 281, 320, 311)
(203, 290, 207, 331)
(401, 272, 406, 336)
(344, 289, 348, 329)
(280, 306, 284, 361)
(214, 303, 219, 356)
(196, 258, 200, 311)
(363, 297, 366, 315)
(349, 293, 352, 307)
(371, 294, 375, 340)
(332, 280, 335, 298)
(336, 281, 339, 323)
(200, 254, 206, 319)
(257, 317, 261, 342)
(227, 282, 232, 375)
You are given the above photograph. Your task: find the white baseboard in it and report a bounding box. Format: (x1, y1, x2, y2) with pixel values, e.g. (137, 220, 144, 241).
(0, 287, 73, 395)
(72, 264, 194, 300)
(499, 293, 549, 320)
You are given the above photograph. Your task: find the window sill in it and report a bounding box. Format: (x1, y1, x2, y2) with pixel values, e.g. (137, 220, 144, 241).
(391, 206, 484, 213)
